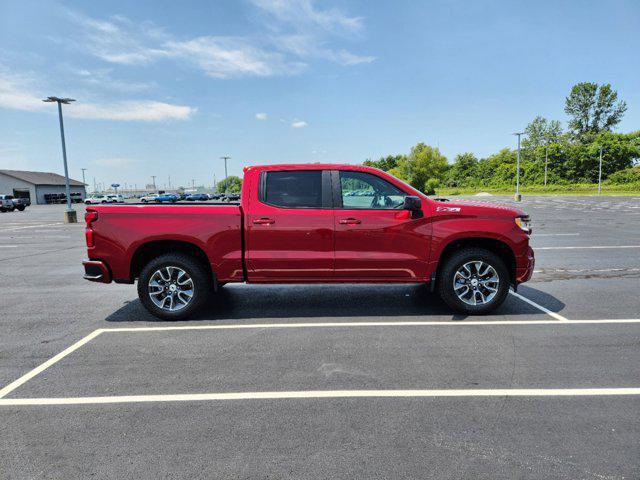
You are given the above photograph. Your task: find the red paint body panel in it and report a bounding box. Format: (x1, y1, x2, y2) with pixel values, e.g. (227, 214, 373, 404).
(84, 163, 533, 287)
(86, 205, 243, 282)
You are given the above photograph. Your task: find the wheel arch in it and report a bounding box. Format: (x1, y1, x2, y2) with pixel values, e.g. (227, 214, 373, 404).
(435, 237, 516, 286)
(130, 240, 216, 286)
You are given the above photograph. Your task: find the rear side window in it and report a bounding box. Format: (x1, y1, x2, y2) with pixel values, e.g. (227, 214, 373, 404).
(264, 170, 323, 208)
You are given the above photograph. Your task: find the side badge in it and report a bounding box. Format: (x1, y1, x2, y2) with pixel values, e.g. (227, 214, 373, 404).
(436, 206, 461, 213)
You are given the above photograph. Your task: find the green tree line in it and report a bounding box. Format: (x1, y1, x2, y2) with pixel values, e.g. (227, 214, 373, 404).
(364, 82, 640, 194)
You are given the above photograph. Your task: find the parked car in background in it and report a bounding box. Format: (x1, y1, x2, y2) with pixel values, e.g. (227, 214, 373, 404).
(11, 197, 29, 211)
(85, 194, 109, 204)
(107, 194, 125, 203)
(186, 193, 209, 201)
(140, 194, 159, 203)
(208, 193, 223, 201)
(0, 194, 15, 212)
(155, 193, 178, 203)
(223, 193, 241, 202)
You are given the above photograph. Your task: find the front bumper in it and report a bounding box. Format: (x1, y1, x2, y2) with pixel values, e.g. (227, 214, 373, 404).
(515, 246, 535, 283)
(82, 260, 112, 283)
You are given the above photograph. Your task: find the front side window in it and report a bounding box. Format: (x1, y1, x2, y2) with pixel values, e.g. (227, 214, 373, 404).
(264, 170, 323, 208)
(340, 171, 407, 209)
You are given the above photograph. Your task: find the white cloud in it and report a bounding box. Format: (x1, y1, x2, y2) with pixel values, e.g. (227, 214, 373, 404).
(92, 157, 135, 168)
(65, 2, 372, 78)
(274, 34, 374, 66)
(291, 120, 308, 128)
(255, 112, 268, 120)
(250, 0, 363, 33)
(70, 101, 195, 121)
(74, 68, 154, 93)
(164, 37, 304, 78)
(0, 68, 195, 122)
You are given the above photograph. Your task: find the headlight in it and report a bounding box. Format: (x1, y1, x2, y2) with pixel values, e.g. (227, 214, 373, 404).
(515, 216, 532, 233)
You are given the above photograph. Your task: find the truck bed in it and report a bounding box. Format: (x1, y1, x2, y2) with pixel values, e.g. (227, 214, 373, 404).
(86, 204, 244, 283)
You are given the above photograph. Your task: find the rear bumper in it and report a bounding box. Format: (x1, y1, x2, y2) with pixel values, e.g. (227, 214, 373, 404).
(82, 260, 112, 283)
(515, 246, 535, 283)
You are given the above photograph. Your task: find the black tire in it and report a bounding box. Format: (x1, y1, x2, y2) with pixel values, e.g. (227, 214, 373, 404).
(437, 248, 510, 315)
(137, 253, 212, 320)
(16, 205, 25, 211)
(141, 199, 147, 203)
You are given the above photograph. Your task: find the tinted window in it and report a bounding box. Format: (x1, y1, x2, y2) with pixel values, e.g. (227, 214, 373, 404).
(340, 171, 407, 209)
(265, 171, 323, 208)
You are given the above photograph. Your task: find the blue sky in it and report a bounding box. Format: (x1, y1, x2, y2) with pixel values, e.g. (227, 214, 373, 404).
(1, 0, 638, 189)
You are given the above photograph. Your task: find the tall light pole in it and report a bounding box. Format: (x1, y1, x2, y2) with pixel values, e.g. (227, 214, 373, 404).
(220, 156, 231, 192)
(43, 96, 76, 222)
(544, 141, 549, 187)
(513, 132, 525, 202)
(81, 168, 87, 195)
(598, 145, 603, 195)
(151, 175, 157, 192)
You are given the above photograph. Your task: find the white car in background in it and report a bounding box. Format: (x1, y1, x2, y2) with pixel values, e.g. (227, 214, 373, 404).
(84, 194, 109, 204)
(107, 194, 125, 203)
(140, 193, 159, 203)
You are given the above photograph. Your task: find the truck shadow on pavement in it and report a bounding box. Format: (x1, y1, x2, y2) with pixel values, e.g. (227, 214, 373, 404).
(105, 283, 566, 323)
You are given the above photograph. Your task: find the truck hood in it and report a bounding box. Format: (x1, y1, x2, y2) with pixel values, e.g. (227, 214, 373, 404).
(431, 199, 526, 219)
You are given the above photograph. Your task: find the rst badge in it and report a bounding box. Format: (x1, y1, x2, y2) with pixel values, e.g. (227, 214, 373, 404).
(436, 206, 461, 212)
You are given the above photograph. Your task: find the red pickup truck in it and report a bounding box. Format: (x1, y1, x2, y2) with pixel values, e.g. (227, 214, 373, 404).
(83, 164, 534, 320)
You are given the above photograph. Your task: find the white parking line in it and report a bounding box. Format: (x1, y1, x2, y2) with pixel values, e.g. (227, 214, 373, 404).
(2, 387, 640, 406)
(535, 233, 580, 237)
(1, 318, 640, 401)
(509, 291, 569, 321)
(534, 267, 640, 274)
(536, 245, 640, 250)
(0, 245, 19, 248)
(0, 329, 102, 399)
(2, 223, 65, 232)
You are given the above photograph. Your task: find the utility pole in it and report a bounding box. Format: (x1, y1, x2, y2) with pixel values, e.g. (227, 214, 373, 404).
(43, 96, 77, 222)
(151, 175, 157, 192)
(81, 168, 87, 196)
(598, 146, 603, 195)
(220, 156, 231, 192)
(191, 179, 196, 190)
(93, 177, 96, 193)
(544, 142, 549, 187)
(513, 132, 525, 201)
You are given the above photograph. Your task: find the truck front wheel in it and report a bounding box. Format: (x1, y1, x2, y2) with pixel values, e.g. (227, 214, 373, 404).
(137, 253, 212, 320)
(437, 248, 509, 315)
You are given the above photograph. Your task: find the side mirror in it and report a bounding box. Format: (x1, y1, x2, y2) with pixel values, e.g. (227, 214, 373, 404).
(403, 196, 423, 218)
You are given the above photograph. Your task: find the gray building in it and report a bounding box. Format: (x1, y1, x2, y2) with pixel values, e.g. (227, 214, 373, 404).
(0, 169, 87, 205)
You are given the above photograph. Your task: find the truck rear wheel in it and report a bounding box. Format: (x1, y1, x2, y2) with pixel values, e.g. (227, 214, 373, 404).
(437, 248, 509, 315)
(137, 253, 212, 320)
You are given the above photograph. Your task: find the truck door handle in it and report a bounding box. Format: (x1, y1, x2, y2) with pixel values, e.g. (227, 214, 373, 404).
(253, 217, 275, 225)
(339, 218, 361, 225)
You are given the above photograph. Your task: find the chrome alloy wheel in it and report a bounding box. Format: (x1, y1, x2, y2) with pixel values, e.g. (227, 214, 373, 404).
(148, 266, 194, 311)
(453, 261, 499, 306)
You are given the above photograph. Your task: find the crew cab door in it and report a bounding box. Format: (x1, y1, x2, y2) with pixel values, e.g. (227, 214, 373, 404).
(245, 169, 334, 280)
(332, 170, 431, 279)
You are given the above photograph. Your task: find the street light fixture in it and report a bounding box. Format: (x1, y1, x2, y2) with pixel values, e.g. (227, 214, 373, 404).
(43, 96, 77, 222)
(220, 156, 231, 192)
(512, 132, 525, 202)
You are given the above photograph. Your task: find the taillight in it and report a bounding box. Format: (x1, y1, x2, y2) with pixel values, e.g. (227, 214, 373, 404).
(85, 211, 98, 247)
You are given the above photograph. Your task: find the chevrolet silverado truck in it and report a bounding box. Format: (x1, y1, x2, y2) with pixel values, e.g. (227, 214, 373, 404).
(83, 164, 534, 320)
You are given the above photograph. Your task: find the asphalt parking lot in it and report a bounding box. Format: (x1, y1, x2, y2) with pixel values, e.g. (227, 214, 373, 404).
(1, 196, 639, 479)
